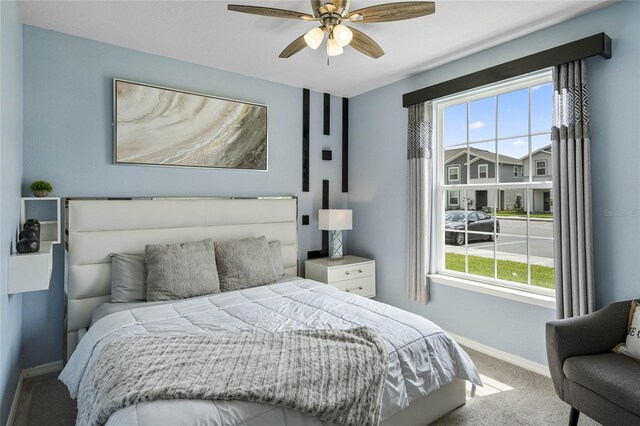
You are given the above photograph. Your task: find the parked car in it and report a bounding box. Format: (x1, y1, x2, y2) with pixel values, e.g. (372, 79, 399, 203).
(445, 210, 500, 245)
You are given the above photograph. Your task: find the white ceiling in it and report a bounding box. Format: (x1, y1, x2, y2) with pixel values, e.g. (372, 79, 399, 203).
(19, 0, 613, 97)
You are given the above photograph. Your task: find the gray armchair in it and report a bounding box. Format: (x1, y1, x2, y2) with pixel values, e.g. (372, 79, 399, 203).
(546, 300, 640, 426)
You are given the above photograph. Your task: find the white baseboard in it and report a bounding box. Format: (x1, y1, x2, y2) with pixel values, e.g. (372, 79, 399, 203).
(22, 360, 63, 379)
(448, 332, 550, 378)
(6, 373, 23, 426)
(6, 360, 63, 426)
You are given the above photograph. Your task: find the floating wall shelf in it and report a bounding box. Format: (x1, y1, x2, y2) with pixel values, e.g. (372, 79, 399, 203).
(7, 197, 61, 294)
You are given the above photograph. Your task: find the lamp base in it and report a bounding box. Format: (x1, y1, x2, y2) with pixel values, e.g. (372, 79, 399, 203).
(329, 230, 344, 261)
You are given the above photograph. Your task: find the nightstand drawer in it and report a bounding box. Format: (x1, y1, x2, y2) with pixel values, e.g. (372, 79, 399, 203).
(332, 276, 375, 298)
(328, 262, 375, 283)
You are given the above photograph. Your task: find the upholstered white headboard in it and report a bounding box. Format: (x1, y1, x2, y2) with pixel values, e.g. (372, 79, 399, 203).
(64, 197, 298, 360)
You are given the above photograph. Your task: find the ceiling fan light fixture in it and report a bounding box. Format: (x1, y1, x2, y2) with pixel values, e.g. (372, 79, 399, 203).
(304, 27, 325, 49)
(333, 24, 353, 47)
(327, 36, 343, 56)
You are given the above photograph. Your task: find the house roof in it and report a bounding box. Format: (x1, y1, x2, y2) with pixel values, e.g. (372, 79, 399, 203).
(444, 147, 523, 166)
(521, 144, 552, 160)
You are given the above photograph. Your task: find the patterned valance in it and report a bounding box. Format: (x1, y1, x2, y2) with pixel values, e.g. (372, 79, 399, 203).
(407, 102, 433, 160)
(552, 59, 591, 142)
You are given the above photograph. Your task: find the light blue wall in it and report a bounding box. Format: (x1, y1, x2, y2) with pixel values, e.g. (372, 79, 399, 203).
(0, 1, 24, 423)
(21, 26, 347, 368)
(349, 1, 640, 365)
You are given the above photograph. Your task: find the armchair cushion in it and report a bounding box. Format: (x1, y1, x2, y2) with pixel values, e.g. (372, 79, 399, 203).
(563, 353, 640, 416)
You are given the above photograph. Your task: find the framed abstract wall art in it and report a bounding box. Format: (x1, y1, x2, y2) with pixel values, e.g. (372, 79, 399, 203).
(113, 79, 268, 170)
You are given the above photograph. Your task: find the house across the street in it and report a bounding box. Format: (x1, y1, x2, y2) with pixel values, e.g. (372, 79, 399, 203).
(444, 144, 552, 213)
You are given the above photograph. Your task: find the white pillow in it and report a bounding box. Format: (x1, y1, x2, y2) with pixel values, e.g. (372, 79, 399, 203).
(613, 301, 640, 361)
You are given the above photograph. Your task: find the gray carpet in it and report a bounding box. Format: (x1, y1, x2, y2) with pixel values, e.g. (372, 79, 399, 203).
(14, 346, 599, 425)
(432, 347, 598, 426)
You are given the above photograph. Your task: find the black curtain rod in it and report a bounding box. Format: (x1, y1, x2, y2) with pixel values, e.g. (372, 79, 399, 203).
(403, 32, 611, 108)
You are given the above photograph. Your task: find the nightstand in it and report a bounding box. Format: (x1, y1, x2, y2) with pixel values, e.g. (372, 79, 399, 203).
(305, 255, 376, 298)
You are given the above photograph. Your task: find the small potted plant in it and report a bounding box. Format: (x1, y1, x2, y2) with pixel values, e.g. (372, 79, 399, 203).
(29, 180, 53, 197)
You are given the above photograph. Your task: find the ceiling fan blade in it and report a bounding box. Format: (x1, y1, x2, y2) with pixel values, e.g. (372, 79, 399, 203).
(228, 5, 315, 21)
(349, 27, 384, 59)
(279, 35, 308, 58)
(349, 2, 435, 23)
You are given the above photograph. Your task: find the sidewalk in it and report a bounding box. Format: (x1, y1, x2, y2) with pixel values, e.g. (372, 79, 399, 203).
(494, 215, 554, 222)
(446, 244, 554, 267)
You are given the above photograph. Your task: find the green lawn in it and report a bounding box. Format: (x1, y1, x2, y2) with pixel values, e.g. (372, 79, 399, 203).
(495, 210, 553, 219)
(445, 252, 555, 289)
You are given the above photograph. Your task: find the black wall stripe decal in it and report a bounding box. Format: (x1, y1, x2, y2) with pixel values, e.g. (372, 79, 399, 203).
(323, 93, 330, 135)
(342, 97, 349, 193)
(302, 88, 310, 192)
(307, 179, 330, 259)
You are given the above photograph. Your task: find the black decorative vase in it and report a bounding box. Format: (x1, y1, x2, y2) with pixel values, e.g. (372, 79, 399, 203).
(16, 219, 41, 254)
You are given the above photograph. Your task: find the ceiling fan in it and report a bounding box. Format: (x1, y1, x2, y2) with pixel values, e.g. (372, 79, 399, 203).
(227, 1, 435, 59)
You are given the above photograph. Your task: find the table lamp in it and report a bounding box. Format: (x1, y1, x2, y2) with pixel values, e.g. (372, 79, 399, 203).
(319, 209, 352, 261)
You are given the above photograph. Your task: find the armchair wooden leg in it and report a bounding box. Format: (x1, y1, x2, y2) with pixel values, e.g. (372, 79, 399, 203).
(568, 407, 580, 426)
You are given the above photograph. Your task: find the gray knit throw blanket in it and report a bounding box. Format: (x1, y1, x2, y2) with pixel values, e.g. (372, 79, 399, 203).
(76, 327, 388, 426)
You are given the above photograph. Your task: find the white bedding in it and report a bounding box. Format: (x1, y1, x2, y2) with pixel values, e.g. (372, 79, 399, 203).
(61, 279, 481, 426)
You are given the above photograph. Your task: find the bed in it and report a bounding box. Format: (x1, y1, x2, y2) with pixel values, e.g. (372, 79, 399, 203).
(60, 197, 480, 425)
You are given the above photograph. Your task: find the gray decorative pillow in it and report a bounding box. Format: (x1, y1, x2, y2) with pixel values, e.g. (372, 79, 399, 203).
(110, 253, 147, 303)
(268, 240, 286, 278)
(215, 236, 278, 291)
(145, 239, 220, 301)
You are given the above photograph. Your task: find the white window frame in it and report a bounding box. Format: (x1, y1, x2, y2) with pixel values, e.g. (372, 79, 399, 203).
(448, 190, 460, 206)
(513, 166, 519, 178)
(433, 70, 554, 298)
(536, 160, 547, 176)
(447, 165, 460, 182)
(478, 164, 488, 179)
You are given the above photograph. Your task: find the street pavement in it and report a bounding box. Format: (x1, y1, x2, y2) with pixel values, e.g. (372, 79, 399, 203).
(445, 218, 554, 267)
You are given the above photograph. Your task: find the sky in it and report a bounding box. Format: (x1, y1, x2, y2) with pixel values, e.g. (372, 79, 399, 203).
(444, 82, 553, 159)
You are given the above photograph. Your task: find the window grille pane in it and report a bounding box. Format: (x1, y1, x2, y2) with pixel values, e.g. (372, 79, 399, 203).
(469, 96, 496, 142)
(498, 88, 528, 138)
(530, 82, 553, 133)
(444, 104, 467, 146)
(496, 237, 529, 285)
(527, 189, 554, 237)
(468, 141, 496, 185)
(444, 145, 466, 183)
(497, 138, 527, 186)
(530, 238, 555, 289)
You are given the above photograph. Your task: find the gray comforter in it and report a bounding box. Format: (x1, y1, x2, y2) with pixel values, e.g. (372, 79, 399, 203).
(61, 279, 481, 425)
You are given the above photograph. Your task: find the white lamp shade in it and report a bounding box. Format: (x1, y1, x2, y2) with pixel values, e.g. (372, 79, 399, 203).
(304, 27, 325, 50)
(326, 37, 344, 56)
(332, 24, 353, 47)
(319, 209, 352, 231)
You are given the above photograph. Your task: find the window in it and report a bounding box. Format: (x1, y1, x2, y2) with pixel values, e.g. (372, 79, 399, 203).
(437, 70, 554, 295)
(447, 165, 460, 182)
(478, 164, 488, 179)
(448, 190, 460, 206)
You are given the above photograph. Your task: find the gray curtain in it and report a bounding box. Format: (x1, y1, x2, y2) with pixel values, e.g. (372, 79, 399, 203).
(406, 102, 433, 304)
(552, 60, 595, 319)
